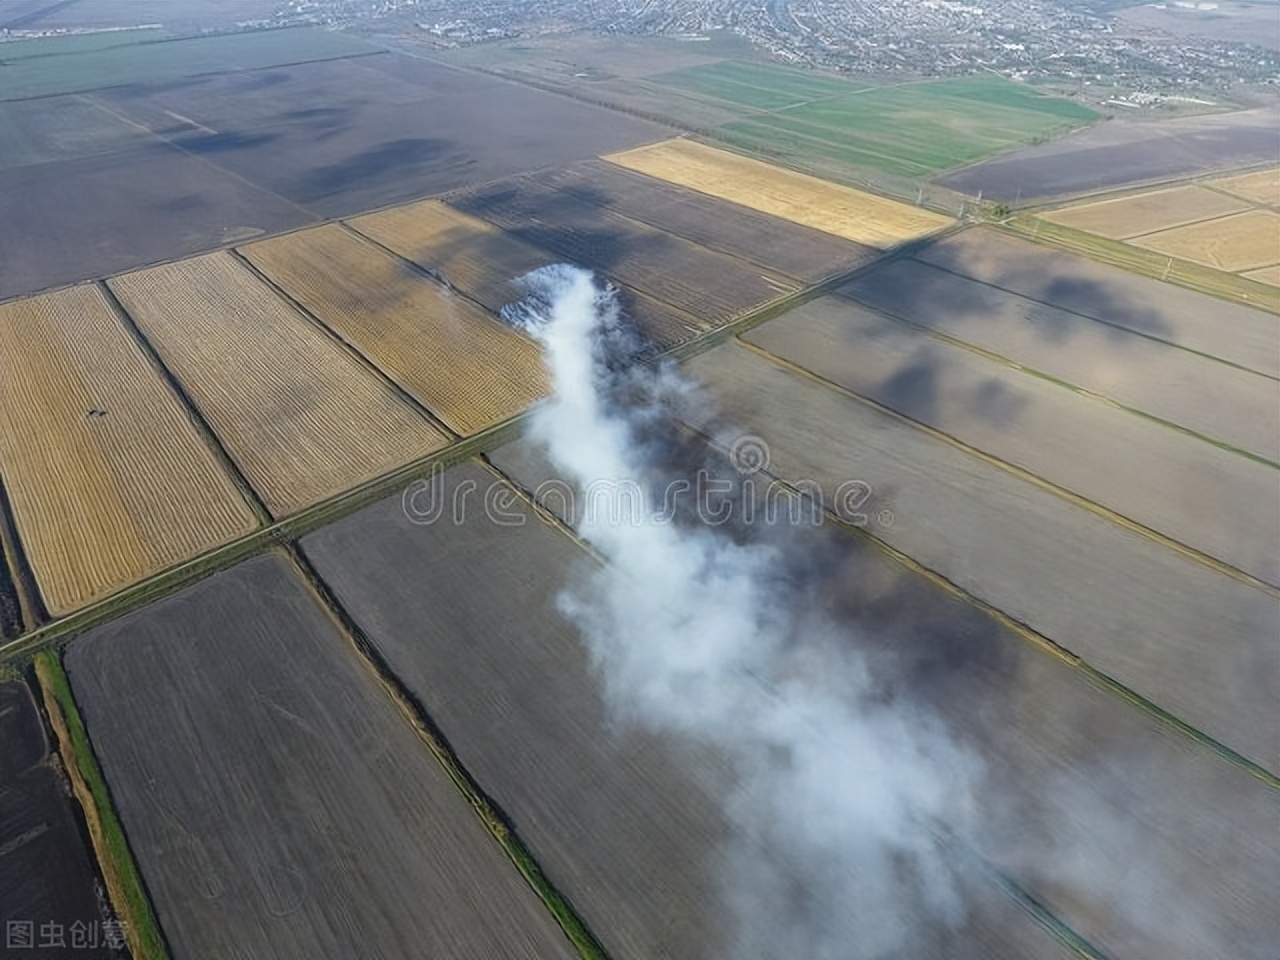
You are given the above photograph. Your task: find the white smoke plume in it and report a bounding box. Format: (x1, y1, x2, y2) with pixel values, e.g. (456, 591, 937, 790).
(507, 265, 980, 958)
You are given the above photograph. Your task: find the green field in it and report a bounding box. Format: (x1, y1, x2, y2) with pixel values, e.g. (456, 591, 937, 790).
(0, 28, 168, 61)
(648, 63, 1098, 179)
(650, 60, 864, 109)
(0, 27, 376, 101)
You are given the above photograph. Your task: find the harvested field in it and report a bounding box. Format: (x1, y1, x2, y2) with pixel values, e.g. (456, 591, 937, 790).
(241, 224, 548, 435)
(301, 461, 1081, 960)
(1130, 208, 1280, 273)
(108, 253, 448, 517)
(348, 199, 557, 314)
(445, 174, 795, 326)
(0, 26, 377, 101)
(100, 59, 666, 220)
(0, 140, 314, 302)
(1211, 167, 1280, 206)
(1243, 264, 1280, 287)
(0, 95, 150, 171)
(65, 554, 575, 960)
(0, 680, 113, 960)
(0, 284, 258, 616)
(528, 160, 877, 282)
(604, 138, 953, 247)
(936, 104, 1280, 201)
(1040, 184, 1250, 239)
(310, 459, 1277, 958)
(347, 197, 703, 349)
(841, 257, 1280, 463)
(913, 227, 1280, 378)
(683, 342, 1280, 773)
(746, 296, 1280, 585)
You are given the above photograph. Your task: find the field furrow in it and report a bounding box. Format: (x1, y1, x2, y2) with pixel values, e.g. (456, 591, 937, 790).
(109, 253, 447, 517)
(0, 284, 258, 615)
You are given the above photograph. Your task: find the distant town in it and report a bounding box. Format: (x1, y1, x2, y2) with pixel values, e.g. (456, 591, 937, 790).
(267, 0, 1280, 96)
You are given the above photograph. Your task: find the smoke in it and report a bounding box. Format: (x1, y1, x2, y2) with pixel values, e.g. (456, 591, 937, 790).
(506, 265, 979, 958)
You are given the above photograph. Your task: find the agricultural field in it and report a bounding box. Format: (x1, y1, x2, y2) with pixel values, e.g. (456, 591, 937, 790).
(346, 196, 700, 349)
(347, 199, 558, 315)
(649, 59, 863, 110)
(0, 26, 378, 101)
(1037, 177, 1280, 288)
(0, 284, 258, 616)
(715, 75, 1098, 179)
(1130, 208, 1280, 274)
(937, 103, 1280, 200)
(1039, 184, 1250, 238)
(108, 253, 448, 517)
(301, 461, 1085, 960)
(307, 459, 1277, 958)
(526, 160, 878, 282)
(1210, 166, 1280, 205)
(912, 227, 1280, 377)
(681, 341, 1280, 775)
(0, 140, 314, 302)
(604, 138, 953, 247)
(241, 224, 548, 435)
(0, 36, 664, 301)
(0, 680, 112, 960)
(65, 553, 576, 960)
(445, 173, 795, 326)
(0, 96, 151, 171)
(841, 256, 1279, 463)
(744, 295, 1279, 586)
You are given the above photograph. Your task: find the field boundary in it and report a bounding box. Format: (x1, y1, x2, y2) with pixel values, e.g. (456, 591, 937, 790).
(286, 545, 609, 960)
(33, 650, 169, 960)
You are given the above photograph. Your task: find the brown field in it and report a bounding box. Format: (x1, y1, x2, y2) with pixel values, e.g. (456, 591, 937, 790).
(301, 462, 1084, 960)
(1210, 167, 1280, 206)
(1242, 264, 1280, 287)
(348, 199, 556, 315)
(0, 284, 258, 616)
(241, 224, 549, 436)
(603, 138, 952, 247)
(1131, 208, 1280, 272)
(445, 174, 795, 327)
(1041, 185, 1249, 239)
(65, 554, 576, 960)
(109, 253, 448, 517)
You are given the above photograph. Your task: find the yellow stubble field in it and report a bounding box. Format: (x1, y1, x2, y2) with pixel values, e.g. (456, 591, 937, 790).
(348, 200, 554, 313)
(1040, 185, 1250, 239)
(1209, 167, 1280, 207)
(1131, 209, 1280, 274)
(109, 253, 449, 517)
(0, 284, 259, 616)
(241, 225, 548, 436)
(603, 138, 952, 247)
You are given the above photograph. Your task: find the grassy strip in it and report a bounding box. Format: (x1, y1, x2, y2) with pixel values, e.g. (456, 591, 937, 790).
(287, 548, 609, 960)
(1007, 216, 1280, 314)
(33, 650, 168, 960)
